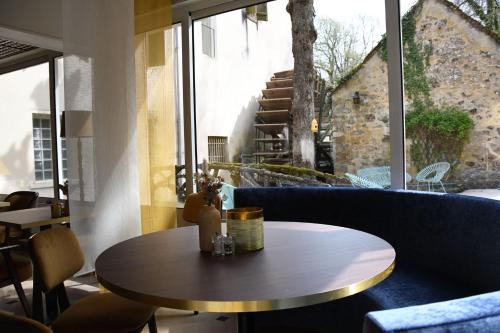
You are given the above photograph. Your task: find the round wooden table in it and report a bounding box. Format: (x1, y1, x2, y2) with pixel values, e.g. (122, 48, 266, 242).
(95, 222, 395, 333)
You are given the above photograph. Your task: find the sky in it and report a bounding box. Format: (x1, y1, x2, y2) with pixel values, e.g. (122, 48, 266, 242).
(314, 0, 418, 42)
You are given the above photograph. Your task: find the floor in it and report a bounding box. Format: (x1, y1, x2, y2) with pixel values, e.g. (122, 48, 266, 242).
(0, 274, 237, 332)
(460, 188, 500, 200)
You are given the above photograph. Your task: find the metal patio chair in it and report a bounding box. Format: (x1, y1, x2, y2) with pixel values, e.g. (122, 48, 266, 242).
(358, 166, 413, 188)
(415, 162, 450, 192)
(345, 173, 384, 189)
(219, 183, 235, 210)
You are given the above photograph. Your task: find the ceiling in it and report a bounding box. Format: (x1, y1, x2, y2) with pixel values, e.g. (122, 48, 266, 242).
(0, 38, 38, 60)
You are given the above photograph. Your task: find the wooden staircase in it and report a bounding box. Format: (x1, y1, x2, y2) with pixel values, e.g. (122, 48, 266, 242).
(254, 70, 293, 164)
(253, 69, 334, 173)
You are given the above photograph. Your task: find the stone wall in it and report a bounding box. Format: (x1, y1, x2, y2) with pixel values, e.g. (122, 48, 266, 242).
(331, 0, 499, 189)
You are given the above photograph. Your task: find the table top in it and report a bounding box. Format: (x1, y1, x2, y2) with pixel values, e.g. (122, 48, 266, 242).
(0, 206, 70, 229)
(96, 222, 395, 313)
(0, 202, 10, 208)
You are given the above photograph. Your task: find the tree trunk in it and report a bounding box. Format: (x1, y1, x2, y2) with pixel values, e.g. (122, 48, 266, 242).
(287, 0, 317, 168)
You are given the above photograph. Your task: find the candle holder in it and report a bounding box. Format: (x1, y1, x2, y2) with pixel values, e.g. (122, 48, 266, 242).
(227, 207, 264, 252)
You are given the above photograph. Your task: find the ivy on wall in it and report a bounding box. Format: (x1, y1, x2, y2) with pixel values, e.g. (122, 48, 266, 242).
(406, 106, 474, 172)
(378, 0, 473, 173)
(378, 1, 433, 110)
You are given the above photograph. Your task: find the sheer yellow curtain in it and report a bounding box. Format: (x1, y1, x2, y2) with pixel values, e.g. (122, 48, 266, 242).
(135, 0, 177, 233)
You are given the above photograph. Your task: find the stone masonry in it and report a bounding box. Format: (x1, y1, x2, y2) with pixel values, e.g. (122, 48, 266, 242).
(330, 0, 499, 189)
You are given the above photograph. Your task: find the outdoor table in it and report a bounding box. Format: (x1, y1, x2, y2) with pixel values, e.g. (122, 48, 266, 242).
(95, 222, 395, 333)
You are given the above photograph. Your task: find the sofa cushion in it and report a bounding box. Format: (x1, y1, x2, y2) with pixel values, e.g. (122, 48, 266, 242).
(362, 265, 474, 310)
(363, 290, 500, 333)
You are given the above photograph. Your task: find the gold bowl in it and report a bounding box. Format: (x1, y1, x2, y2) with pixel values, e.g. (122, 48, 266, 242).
(227, 207, 264, 252)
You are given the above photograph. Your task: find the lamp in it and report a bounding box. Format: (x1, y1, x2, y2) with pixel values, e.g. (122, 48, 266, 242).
(311, 118, 318, 133)
(62, 110, 93, 201)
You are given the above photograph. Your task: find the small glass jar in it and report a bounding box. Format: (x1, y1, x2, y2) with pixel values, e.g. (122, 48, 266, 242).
(224, 233, 235, 256)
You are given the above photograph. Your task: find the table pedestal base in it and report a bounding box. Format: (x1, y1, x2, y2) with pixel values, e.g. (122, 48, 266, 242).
(238, 312, 255, 333)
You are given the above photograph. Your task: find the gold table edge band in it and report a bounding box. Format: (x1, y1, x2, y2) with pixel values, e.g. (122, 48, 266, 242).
(97, 260, 395, 313)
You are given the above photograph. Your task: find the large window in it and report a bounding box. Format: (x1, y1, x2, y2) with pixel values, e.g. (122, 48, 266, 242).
(0, 57, 65, 199)
(173, 0, 499, 201)
(191, 0, 390, 191)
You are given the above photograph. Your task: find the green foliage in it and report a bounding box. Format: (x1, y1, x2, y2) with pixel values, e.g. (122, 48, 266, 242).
(406, 106, 474, 172)
(208, 162, 338, 186)
(379, 2, 433, 109)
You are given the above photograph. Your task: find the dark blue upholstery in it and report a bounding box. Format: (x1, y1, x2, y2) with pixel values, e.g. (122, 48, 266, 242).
(364, 291, 500, 333)
(234, 187, 500, 332)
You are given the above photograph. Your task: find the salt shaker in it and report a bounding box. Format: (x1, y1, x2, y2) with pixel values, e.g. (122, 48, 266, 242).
(213, 232, 224, 256)
(224, 233, 235, 255)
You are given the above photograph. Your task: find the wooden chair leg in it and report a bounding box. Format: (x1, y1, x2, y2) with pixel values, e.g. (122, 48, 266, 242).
(45, 288, 59, 324)
(147, 314, 158, 333)
(56, 283, 70, 313)
(2, 251, 31, 317)
(32, 270, 44, 322)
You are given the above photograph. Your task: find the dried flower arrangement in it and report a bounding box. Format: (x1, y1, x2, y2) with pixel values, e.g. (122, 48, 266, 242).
(196, 159, 224, 206)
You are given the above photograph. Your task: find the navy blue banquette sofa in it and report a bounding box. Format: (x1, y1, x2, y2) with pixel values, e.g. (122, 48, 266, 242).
(234, 188, 500, 333)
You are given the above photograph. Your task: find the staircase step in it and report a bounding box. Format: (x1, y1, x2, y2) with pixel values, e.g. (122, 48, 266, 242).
(262, 87, 293, 99)
(254, 151, 290, 156)
(274, 69, 294, 78)
(254, 123, 287, 135)
(258, 98, 292, 111)
(254, 138, 287, 143)
(271, 76, 293, 81)
(256, 110, 290, 123)
(266, 79, 293, 89)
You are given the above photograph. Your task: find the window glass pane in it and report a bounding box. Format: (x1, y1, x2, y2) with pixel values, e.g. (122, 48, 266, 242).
(1, 61, 56, 197)
(402, 0, 498, 199)
(193, 0, 390, 196)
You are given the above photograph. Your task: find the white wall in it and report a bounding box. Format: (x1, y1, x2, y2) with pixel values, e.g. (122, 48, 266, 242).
(0, 63, 55, 197)
(194, 0, 293, 162)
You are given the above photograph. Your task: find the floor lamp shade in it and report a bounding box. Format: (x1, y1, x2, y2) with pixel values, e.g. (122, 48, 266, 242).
(64, 110, 93, 138)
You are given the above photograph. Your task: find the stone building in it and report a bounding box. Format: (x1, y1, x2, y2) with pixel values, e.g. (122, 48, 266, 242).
(330, 0, 499, 189)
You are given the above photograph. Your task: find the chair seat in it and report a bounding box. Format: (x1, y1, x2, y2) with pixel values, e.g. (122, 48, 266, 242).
(51, 293, 155, 333)
(0, 310, 53, 333)
(0, 252, 32, 283)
